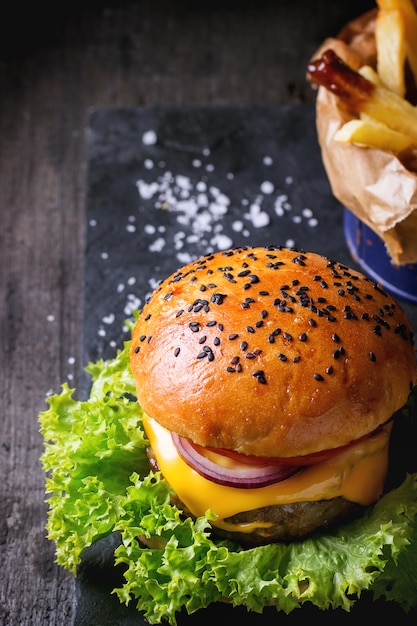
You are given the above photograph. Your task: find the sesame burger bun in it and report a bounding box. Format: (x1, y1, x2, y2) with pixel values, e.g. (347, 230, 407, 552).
(131, 246, 416, 459)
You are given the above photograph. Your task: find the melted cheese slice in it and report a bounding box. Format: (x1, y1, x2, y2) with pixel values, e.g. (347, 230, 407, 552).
(143, 414, 391, 533)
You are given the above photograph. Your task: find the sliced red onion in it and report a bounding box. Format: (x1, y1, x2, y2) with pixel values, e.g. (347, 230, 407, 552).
(171, 433, 302, 489)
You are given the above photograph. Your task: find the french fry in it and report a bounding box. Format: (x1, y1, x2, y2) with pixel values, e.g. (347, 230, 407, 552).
(376, 0, 417, 86)
(334, 118, 415, 154)
(358, 65, 384, 85)
(308, 49, 417, 142)
(375, 8, 406, 96)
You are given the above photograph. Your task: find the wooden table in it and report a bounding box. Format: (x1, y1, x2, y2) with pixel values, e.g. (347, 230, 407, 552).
(0, 1, 382, 624)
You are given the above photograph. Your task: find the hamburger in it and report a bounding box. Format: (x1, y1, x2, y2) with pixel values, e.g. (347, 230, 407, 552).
(40, 245, 417, 624)
(130, 245, 416, 546)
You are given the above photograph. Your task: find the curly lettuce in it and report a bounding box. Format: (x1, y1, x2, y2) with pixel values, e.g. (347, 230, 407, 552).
(39, 332, 417, 625)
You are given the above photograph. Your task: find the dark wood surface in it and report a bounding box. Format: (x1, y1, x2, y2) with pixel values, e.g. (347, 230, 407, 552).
(0, 1, 380, 624)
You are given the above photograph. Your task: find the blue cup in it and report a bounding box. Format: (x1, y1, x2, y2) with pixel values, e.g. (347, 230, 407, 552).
(343, 208, 417, 305)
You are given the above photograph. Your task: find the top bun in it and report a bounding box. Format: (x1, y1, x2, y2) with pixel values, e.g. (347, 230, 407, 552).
(130, 247, 416, 458)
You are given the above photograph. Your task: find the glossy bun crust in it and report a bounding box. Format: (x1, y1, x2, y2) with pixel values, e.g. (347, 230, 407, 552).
(130, 247, 416, 458)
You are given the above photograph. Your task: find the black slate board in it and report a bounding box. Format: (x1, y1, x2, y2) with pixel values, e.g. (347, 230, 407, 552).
(80, 105, 417, 625)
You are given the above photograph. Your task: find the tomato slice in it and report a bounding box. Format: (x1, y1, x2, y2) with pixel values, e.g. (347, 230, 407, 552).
(201, 431, 372, 467)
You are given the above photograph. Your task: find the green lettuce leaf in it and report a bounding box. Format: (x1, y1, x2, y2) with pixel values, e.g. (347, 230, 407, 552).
(39, 330, 417, 625)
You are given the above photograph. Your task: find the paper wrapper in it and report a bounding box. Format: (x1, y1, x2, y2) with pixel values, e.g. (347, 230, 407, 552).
(313, 9, 417, 265)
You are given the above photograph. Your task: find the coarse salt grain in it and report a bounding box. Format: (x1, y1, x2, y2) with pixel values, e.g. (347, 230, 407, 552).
(149, 237, 166, 252)
(142, 130, 157, 145)
(103, 313, 115, 324)
(245, 202, 270, 228)
(260, 180, 274, 194)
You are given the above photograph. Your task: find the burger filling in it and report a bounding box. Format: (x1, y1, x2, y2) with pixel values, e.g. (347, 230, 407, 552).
(143, 413, 392, 544)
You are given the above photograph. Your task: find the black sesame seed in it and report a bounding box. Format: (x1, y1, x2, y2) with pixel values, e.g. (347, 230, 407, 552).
(206, 320, 217, 327)
(314, 373, 324, 381)
(176, 310, 184, 318)
(134, 346, 140, 353)
(174, 347, 180, 357)
(253, 370, 267, 384)
(278, 353, 287, 361)
(247, 326, 255, 333)
(326, 365, 333, 375)
(293, 356, 301, 363)
(369, 351, 376, 362)
(332, 346, 345, 359)
(213, 337, 220, 346)
(226, 366, 235, 372)
(299, 332, 307, 342)
(211, 293, 227, 305)
(199, 335, 207, 344)
(229, 333, 239, 340)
